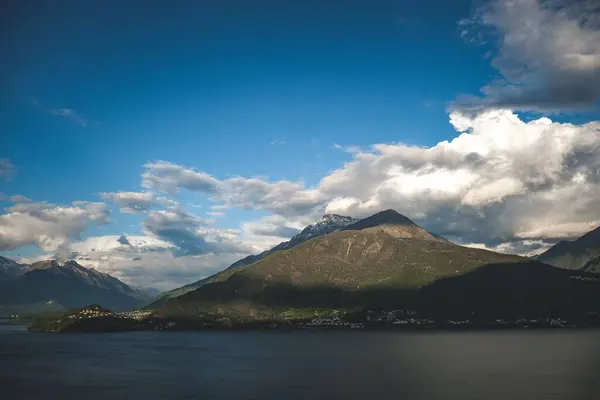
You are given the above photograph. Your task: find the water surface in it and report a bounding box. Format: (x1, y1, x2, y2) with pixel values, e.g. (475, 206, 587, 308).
(1, 323, 599, 399)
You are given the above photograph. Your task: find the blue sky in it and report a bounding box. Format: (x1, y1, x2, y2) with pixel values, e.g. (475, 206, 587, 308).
(2, 0, 600, 289)
(2, 0, 487, 204)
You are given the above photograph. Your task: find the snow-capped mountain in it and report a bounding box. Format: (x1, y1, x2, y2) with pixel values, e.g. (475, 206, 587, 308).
(0, 256, 27, 281)
(0, 257, 152, 314)
(229, 214, 359, 269)
(281, 214, 360, 249)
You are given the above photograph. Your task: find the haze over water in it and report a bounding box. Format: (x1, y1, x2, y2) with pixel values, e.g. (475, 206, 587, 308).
(1, 324, 599, 400)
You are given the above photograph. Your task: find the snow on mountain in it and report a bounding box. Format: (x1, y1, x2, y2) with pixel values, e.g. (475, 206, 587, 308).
(282, 214, 360, 248)
(0, 255, 27, 280)
(228, 214, 359, 269)
(0, 257, 150, 312)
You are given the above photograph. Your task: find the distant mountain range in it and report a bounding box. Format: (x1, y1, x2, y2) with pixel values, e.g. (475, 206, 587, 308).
(536, 225, 600, 273)
(0, 257, 152, 315)
(152, 210, 600, 327)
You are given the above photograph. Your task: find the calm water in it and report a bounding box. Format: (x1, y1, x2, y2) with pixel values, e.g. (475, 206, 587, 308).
(1, 323, 599, 400)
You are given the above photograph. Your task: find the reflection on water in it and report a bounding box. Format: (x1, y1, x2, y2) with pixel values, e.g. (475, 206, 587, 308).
(1, 322, 599, 400)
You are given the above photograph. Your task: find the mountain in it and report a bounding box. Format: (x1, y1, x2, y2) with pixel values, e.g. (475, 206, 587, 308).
(156, 209, 600, 326)
(134, 286, 161, 298)
(144, 214, 361, 308)
(340, 209, 449, 242)
(536, 225, 600, 272)
(0, 256, 27, 281)
(231, 214, 362, 269)
(0, 258, 151, 315)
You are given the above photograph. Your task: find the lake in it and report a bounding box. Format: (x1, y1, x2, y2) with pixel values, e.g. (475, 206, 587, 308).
(1, 323, 599, 399)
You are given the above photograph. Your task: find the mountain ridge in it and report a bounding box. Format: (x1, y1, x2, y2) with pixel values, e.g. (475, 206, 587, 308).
(0, 257, 151, 314)
(536, 225, 600, 272)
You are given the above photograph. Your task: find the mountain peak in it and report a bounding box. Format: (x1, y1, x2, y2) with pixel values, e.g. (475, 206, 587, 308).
(343, 209, 416, 231)
(118, 234, 131, 246)
(296, 214, 360, 239)
(341, 209, 446, 242)
(29, 260, 61, 271)
(0, 255, 19, 265)
(537, 224, 600, 270)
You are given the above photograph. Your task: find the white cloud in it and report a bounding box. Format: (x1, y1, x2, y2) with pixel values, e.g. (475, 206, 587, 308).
(322, 110, 600, 244)
(50, 234, 241, 290)
(140, 109, 600, 250)
(456, 0, 600, 112)
(141, 208, 257, 257)
(0, 197, 110, 251)
(463, 239, 550, 258)
(141, 160, 220, 194)
(100, 191, 157, 214)
(238, 215, 305, 251)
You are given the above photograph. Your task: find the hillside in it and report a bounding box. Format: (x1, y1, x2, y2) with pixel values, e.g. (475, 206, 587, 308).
(144, 214, 360, 308)
(0, 258, 151, 314)
(154, 210, 600, 326)
(536, 225, 600, 272)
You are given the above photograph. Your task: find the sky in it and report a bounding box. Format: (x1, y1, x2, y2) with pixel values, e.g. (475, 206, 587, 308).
(1, 0, 600, 290)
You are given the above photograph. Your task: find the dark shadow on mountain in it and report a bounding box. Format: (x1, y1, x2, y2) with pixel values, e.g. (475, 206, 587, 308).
(160, 261, 600, 321)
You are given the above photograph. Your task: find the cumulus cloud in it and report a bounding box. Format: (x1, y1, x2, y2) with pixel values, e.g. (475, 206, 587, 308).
(0, 158, 16, 181)
(141, 208, 256, 257)
(142, 161, 220, 194)
(0, 197, 110, 251)
(239, 215, 305, 250)
(35, 234, 237, 290)
(100, 191, 157, 214)
(142, 161, 327, 218)
(88, 250, 242, 291)
(323, 110, 600, 245)
(456, 0, 600, 112)
(140, 110, 600, 253)
(464, 239, 551, 258)
(217, 177, 325, 218)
